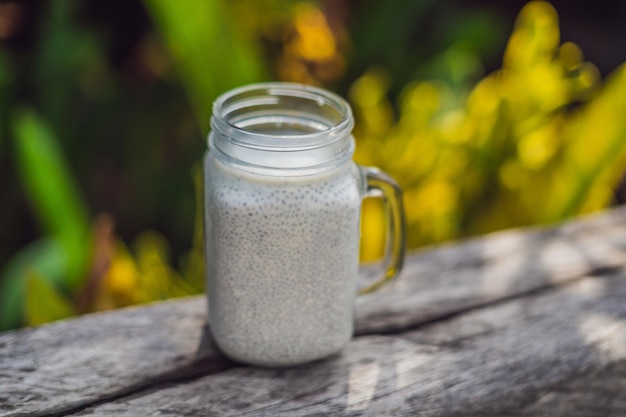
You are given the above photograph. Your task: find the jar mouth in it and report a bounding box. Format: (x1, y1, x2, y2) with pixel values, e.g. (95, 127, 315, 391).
(210, 82, 354, 150)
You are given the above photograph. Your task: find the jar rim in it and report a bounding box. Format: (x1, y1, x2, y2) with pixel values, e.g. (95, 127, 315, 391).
(210, 82, 354, 149)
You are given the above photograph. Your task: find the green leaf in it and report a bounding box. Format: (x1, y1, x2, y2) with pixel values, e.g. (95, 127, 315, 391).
(0, 238, 68, 331)
(411, 46, 484, 106)
(143, 0, 268, 130)
(24, 270, 76, 327)
(546, 64, 626, 220)
(12, 109, 91, 291)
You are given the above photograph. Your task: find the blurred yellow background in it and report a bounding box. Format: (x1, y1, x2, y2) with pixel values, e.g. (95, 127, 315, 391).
(1, 0, 626, 330)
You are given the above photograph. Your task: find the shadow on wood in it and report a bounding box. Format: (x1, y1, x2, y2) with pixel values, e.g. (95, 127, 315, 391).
(3, 208, 626, 416)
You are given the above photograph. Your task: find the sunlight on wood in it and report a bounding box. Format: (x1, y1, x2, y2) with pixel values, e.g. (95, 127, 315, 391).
(394, 353, 432, 391)
(578, 309, 626, 363)
(480, 254, 526, 298)
(347, 361, 380, 411)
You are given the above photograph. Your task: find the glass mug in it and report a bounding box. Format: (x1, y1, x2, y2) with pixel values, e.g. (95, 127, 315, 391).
(204, 82, 406, 366)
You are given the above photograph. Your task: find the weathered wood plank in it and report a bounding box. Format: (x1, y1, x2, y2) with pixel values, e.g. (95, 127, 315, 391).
(71, 270, 626, 416)
(2, 207, 626, 416)
(0, 298, 224, 417)
(493, 362, 626, 417)
(356, 206, 626, 334)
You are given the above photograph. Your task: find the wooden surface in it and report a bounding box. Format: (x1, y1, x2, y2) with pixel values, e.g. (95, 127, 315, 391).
(3, 208, 626, 416)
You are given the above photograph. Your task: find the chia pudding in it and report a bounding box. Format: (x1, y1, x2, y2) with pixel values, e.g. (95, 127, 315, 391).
(204, 155, 363, 366)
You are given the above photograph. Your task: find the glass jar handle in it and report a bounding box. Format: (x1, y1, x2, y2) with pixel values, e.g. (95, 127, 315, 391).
(359, 166, 407, 295)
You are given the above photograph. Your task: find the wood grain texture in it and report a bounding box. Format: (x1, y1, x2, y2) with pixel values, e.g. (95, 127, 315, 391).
(70, 270, 626, 416)
(2, 207, 626, 416)
(494, 362, 626, 417)
(356, 206, 626, 334)
(0, 298, 227, 417)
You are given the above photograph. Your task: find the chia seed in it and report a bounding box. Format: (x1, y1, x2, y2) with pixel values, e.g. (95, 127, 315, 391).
(204, 155, 362, 366)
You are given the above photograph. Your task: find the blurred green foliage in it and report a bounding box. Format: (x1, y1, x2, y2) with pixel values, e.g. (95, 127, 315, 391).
(143, 0, 267, 128)
(13, 110, 91, 289)
(0, 111, 89, 329)
(1, 0, 625, 330)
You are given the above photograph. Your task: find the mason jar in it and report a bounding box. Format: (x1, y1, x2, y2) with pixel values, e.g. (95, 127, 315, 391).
(204, 82, 405, 366)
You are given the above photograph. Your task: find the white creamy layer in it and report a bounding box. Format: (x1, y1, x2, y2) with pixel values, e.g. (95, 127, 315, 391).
(204, 155, 362, 366)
